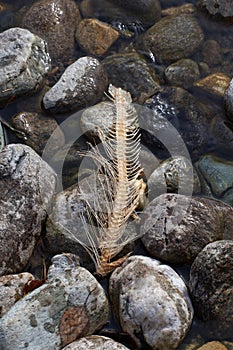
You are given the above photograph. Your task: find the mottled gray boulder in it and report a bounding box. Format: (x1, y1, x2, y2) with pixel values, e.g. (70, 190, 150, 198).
(80, 0, 161, 28)
(141, 14, 204, 63)
(102, 52, 161, 102)
(0, 272, 34, 317)
(189, 241, 233, 338)
(0, 254, 109, 350)
(0, 27, 51, 102)
(140, 194, 233, 264)
(164, 59, 200, 89)
(224, 77, 233, 119)
(43, 57, 108, 113)
(195, 154, 233, 206)
(11, 112, 65, 157)
(22, 0, 81, 63)
(198, 0, 233, 18)
(109, 255, 193, 350)
(63, 336, 130, 350)
(0, 144, 56, 276)
(148, 156, 201, 201)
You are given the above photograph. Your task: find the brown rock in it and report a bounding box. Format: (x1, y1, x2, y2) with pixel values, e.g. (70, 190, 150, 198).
(76, 19, 119, 56)
(161, 3, 196, 16)
(197, 341, 228, 350)
(194, 73, 231, 97)
(202, 40, 222, 66)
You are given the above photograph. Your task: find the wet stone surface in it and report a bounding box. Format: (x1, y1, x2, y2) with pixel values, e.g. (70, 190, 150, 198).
(165, 58, 200, 89)
(62, 335, 131, 350)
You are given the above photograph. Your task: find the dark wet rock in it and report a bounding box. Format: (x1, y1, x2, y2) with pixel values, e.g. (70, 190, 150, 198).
(0, 27, 51, 103)
(80, 0, 161, 29)
(63, 336, 130, 350)
(165, 59, 200, 89)
(0, 272, 35, 317)
(140, 193, 233, 264)
(210, 114, 233, 156)
(161, 3, 196, 17)
(224, 76, 233, 119)
(142, 87, 209, 160)
(22, 0, 81, 64)
(76, 19, 119, 56)
(189, 240, 233, 338)
(195, 154, 233, 205)
(148, 156, 201, 201)
(141, 14, 204, 63)
(0, 3, 14, 31)
(194, 73, 230, 98)
(202, 40, 222, 66)
(0, 253, 109, 349)
(102, 52, 161, 102)
(109, 255, 193, 350)
(0, 144, 56, 276)
(11, 112, 65, 157)
(43, 56, 108, 113)
(198, 0, 233, 18)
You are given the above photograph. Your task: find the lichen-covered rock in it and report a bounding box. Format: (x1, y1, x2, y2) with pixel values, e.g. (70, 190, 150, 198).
(43, 57, 108, 113)
(22, 0, 81, 63)
(140, 194, 233, 264)
(80, 0, 161, 29)
(0, 27, 51, 102)
(198, 0, 233, 18)
(189, 241, 233, 338)
(109, 255, 193, 350)
(195, 154, 233, 206)
(76, 19, 119, 56)
(0, 272, 35, 317)
(0, 254, 109, 350)
(0, 144, 56, 276)
(11, 112, 65, 157)
(148, 156, 201, 201)
(62, 335, 130, 350)
(102, 52, 161, 102)
(164, 59, 200, 89)
(141, 14, 204, 63)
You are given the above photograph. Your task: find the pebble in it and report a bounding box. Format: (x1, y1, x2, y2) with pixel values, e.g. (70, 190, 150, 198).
(189, 240, 233, 338)
(210, 114, 233, 156)
(109, 255, 193, 350)
(0, 27, 51, 102)
(197, 341, 228, 350)
(43, 56, 108, 113)
(161, 4, 196, 17)
(76, 19, 119, 56)
(102, 52, 161, 102)
(165, 58, 200, 89)
(62, 335, 130, 350)
(11, 112, 65, 157)
(194, 73, 231, 98)
(22, 0, 81, 64)
(0, 144, 56, 276)
(198, 0, 233, 18)
(80, 0, 161, 29)
(195, 154, 233, 206)
(140, 193, 233, 264)
(0, 272, 35, 317)
(0, 253, 109, 349)
(141, 14, 204, 63)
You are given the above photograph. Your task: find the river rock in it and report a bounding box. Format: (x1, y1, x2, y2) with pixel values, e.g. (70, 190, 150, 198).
(164, 59, 200, 89)
(0, 272, 35, 317)
(43, 57, 108, 113)
(198, 0, 233, 18)
(0, 253, 109, 349)
(197, 341, 228, 350)
(76, 19, 119, 56)
(80, 0, 161, 29)
(11, 112, 65, 157)
(102, 52, 161, 102)
(194, 73, 231, 98)
(189, 240, 233, 338)
(224, 76, 233, 119)
(22, 0, 81, 64)
(109, 255, 193, 350)
(140, 193, 233, 264)
(148, 156, 201, 201)
(62, 336, 130, 350)
(141, 14, 204, 63)
(202, 40, 222, 66)
(0, 27, 51, 102)
(210, 114, 233, 156)
(0, 144, 56, 276)
(161, 3, 196, 17)
(142, 87, 209, 160)
(195, 154, 233, 206)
